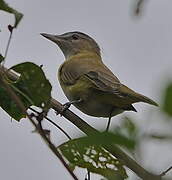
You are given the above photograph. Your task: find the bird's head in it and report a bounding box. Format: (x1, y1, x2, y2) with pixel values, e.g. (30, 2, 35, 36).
(41, 31, 100, 59)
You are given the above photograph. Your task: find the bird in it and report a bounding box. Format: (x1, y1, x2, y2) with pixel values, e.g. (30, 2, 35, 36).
(41, 31, 158, 131)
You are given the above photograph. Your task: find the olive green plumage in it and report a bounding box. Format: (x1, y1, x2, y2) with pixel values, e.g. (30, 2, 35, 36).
(41, 31, 158, 118)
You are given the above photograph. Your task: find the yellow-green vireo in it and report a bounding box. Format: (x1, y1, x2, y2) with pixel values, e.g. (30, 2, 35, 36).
(41, 31, 158, 131)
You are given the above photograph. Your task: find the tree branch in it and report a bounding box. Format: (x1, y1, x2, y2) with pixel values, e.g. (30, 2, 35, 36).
(160, 166, 172, 177)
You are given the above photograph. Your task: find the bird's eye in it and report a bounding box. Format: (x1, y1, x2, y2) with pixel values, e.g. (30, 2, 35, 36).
(72, 34, 79, 40)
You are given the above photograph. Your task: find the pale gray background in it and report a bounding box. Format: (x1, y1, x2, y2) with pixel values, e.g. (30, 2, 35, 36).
(0, 0, 172, 179)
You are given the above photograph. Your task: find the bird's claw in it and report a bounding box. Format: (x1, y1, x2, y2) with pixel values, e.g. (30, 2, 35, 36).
(54, 102, 72, 116)
(62, 102, 72, 112)
(62, 99, 82, 113)
(55, 99, 82, 116)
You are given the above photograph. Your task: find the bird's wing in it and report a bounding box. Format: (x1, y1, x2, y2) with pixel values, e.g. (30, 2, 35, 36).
(59, 58, 121, 93)
(85, 70, 121, 94)
(60, 56, 138, 100)
(85, 71, 143, 105)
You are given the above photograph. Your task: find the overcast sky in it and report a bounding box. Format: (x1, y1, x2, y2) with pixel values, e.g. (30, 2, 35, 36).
(0, 0, 172, 179)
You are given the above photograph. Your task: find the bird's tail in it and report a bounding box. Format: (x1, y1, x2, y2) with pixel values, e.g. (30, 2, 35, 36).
(120, 84, 158, 106)
(135, 92, 158, 106)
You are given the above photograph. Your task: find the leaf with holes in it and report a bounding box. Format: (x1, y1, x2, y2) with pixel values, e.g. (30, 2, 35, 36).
(58, 132, 134, 180)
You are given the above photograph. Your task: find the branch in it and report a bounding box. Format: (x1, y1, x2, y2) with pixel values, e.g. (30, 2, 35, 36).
(29, 107, 72, 140)
(160, 166, 172, 177)
(0, 65, 162, 180)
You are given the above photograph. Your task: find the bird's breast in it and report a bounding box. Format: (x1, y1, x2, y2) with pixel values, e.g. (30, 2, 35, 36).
(59, 75, 93, 101)
(58, 76, 123, 117)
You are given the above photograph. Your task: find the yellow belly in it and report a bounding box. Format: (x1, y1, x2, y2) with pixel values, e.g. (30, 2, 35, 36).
(59, 77, 124, 117)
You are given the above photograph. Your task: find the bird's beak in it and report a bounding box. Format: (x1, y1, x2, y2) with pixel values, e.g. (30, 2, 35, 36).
(40, 33, 63, 44)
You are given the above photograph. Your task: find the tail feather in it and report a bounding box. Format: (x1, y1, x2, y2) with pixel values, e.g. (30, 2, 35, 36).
(136, 93, 159, 106)
(120, 84, 158, 106)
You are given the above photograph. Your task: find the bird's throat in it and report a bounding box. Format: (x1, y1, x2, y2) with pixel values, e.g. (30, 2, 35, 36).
(66, 51, 102, 62)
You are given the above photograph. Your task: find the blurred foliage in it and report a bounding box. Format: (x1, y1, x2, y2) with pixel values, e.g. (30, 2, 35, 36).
(59, 132, 135, 180)
(162, 83, 172, 117)
(132, 0, 149, 18)
(145, 133, 172, 141)
(0, 62, 52, 121)
(0, 0, 23, 28)
(0, 54, 4, 63)
(133, 0, 147, 16)
(113, 116, 139, 152)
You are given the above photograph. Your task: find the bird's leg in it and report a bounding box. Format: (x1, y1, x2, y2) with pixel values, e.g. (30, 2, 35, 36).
(62, 98, 82, 112)
(55, 99, 82, 116)
(85, 170, 90, 180)
(105, 109, 113, 132)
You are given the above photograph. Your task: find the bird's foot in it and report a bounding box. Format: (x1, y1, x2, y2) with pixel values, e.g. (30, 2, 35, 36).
(62, 101, 73, 111)
(61, 99, 82, 113)
(105, 117, 111, 132)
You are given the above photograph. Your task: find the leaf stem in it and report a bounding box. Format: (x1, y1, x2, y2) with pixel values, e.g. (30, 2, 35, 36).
(2, 25, 14, 66)
(29, 107, 72, 140)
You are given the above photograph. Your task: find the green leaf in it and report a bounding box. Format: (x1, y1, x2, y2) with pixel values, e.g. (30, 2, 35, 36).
(0, 62, 52, 121)
(11, 62, 52, 108)
(58, 132, 132, 180)
(0, 86, 26, 120)
(120, 117, 138, 137)
(0, 54, 4, 63)
(162, 83, 172, 117)
(0, 0, 23, 27)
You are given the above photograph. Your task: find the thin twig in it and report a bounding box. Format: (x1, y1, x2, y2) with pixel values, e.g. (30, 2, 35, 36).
(46, 116, 72, 140)
(2, 25, 14, 66)
(87, 171, 90, 180)
(160, 166, 172, 177)
(29, 107, 72, 140)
